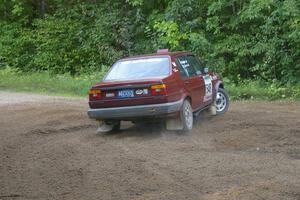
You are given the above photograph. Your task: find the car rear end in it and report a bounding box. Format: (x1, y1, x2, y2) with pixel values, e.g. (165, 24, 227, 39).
(87, 56, 182, 121)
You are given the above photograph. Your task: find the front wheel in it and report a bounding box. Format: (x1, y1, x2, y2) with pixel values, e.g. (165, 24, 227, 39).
(215, 88, 229, 115)
(180, 100, 193, 131)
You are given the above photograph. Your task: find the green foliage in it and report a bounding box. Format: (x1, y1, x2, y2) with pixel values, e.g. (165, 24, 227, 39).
(0, 0, 299, 87)
(0, 22, 34, 70)
(126, 0, 144, 7)
(153, 20, 188, 49)
(206, 0, 300, 83)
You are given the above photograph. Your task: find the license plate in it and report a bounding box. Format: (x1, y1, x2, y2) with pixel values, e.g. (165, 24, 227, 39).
(105, 92, 115, 98)
(118, 90, 134, 98)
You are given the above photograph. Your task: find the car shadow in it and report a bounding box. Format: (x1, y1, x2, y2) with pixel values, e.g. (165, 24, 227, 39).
(103, 122, 165, 138)
(100, 121, 190, 139)
(98, 112, 218, 139)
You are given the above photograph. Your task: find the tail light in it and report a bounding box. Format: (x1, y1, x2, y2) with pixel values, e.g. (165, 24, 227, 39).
(151, 84, 167, 96)
(89, 89, 101, 101)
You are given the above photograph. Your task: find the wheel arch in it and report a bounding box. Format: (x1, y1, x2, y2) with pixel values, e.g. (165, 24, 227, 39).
(213, 80, 224, 101)
(185, 96, 192, 104)
(215, 80, 224, 91)
(180, 95, 192, 110)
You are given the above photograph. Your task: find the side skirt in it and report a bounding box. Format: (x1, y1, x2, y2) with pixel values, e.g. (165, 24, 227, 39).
(193, 104, 211, 117)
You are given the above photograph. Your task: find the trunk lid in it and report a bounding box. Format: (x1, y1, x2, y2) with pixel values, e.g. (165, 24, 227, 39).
(89, 79, 168, 109)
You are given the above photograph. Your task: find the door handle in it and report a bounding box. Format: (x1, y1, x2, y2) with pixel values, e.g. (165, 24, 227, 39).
(184, 80, 190, 84)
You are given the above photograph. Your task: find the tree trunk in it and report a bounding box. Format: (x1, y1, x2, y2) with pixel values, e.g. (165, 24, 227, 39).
(40, 0, 45, 18)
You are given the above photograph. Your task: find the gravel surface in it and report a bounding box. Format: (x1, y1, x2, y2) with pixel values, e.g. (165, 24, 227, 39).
(0, 91, 299, 200)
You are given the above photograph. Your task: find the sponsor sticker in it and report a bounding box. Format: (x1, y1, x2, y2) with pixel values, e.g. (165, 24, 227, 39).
(136, 89, 144, 95)
(106, 92, 115, 98)
(179, 60, 190, 68)
(135, 89, 149, 95)
(203, 75, 212, 102)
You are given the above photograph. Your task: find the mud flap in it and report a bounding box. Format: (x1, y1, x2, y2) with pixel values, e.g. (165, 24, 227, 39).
(96, 121, 113, 133)
(166, 118, 183, 130)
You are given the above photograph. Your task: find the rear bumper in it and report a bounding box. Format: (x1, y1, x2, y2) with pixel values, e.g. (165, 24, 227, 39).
(87, 100, 182, 120)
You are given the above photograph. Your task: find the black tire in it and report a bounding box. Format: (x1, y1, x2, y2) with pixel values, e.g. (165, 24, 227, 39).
(215, 88, 229, 115)
(112, 121, 121, 131)
(180, 100, 193, 131)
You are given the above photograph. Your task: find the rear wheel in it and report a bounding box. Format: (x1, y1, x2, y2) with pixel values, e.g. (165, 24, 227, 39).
(180, 100, 193, 131)
(215, 88, 229, 115)
(112, 121, 121, 131)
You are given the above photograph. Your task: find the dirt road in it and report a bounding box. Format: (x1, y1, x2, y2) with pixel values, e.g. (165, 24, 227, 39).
(0, 91, 299, 200)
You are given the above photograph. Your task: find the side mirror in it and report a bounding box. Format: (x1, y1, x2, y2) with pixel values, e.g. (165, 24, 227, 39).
(204, 67, 209, 74)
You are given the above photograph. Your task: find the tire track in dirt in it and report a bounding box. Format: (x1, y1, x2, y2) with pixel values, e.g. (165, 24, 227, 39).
(0, 92, 300, 200)
(26, 124, 97, 135)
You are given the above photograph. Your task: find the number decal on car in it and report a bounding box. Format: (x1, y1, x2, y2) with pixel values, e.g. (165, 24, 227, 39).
(203, 75, 212, 102)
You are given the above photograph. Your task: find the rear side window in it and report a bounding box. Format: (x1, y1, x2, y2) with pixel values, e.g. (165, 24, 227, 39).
(104, 57, 170, 81)
(187, 55, 203, 75)
(176, 56, 197, 77)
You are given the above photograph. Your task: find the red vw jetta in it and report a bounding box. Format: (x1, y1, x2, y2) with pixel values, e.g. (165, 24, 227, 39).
(88, 50, 229, 132)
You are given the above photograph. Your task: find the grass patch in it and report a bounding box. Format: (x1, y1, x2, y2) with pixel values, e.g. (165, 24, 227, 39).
(225, 79, 300, 100)
(0, 68, 299, 100)
(0, 67, 108, 97)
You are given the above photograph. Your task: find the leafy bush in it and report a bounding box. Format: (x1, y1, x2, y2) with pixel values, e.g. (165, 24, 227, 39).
(0, 0, 299, 87)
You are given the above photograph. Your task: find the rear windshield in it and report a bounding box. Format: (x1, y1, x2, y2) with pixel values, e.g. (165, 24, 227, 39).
(104, 57, 170, 81)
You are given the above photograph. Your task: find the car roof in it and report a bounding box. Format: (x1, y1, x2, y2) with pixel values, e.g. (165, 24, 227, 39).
(119, 51, 193, 61)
